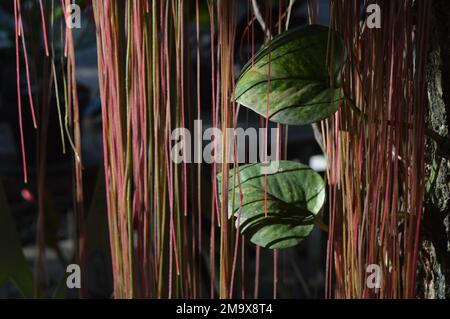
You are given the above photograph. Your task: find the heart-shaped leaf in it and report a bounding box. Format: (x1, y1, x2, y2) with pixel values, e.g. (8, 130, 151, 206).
(217, 161, 325, 249)
(234, 25, 345, 125)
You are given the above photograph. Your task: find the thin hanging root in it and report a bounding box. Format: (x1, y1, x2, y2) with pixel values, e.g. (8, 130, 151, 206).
(62, 74, 81, 162)
(38, 0, 50, 56)
(18, 22, 37, 129)
(52, 60, 66, 153)
(14, 0, 28, 183)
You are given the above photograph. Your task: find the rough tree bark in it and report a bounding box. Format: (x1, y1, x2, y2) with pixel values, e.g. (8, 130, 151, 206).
(418, 0, 450, 299)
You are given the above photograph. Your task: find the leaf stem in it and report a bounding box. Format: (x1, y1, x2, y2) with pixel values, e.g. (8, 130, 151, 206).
(314, 216, 329, 233)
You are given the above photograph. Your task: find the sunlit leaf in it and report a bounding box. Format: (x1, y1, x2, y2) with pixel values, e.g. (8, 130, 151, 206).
(218, 161, 325, 249)
(234, 25, 345, 125)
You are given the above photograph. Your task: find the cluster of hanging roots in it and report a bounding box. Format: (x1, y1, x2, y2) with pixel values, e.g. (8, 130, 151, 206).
(92, 0, 275, 298)
(324, 0, 430, 298)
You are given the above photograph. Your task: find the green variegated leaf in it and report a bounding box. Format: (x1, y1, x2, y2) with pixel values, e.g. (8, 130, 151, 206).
(0, 181, 34, 297)
(217, 161, 325, 249)
(234, 25, 345, 125)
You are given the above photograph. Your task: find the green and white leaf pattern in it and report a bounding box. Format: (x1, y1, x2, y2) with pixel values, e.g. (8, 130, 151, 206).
(234, 25, 345, 125)
(218, 161, 325, 249)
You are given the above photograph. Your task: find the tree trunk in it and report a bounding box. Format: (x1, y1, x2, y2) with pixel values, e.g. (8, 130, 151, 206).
(418, 0, 450, 299)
